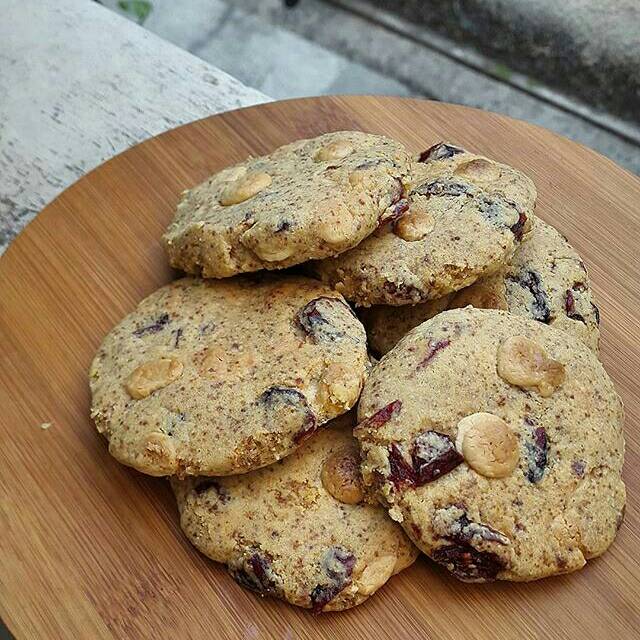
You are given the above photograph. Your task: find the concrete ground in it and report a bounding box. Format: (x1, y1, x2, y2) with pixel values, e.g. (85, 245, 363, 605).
(363, 0, 640, 125)
(105, 0, 640, 173)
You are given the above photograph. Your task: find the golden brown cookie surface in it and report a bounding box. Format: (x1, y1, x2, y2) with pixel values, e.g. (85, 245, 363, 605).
(362, 219, 600, 355)
(172, 415, 418, 612)
(90, 275, 369, 476)
(313, 142, 537, 306)
(355, 308, 625, 582)
(163, 131, 411, 277)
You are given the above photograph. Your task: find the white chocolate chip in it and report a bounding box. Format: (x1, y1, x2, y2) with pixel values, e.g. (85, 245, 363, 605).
(315, 140, 354, 162)
(388, 506, 404, 523)
(454, 158, 501, 182)
(251, 242, 293, 263)
(456, 412, 519, 478)
(142, 432, 177, 473)
(125, 358, 183, 399)
(317, 363, 362, 413)
(221, 165, 247, 182)
(321, 447, 365, 504)
(393, 203, 435, 241)
(497, 335, 565, 397)
(219, 171, 272, 206)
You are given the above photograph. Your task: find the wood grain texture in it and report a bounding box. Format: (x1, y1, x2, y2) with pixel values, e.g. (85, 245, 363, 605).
(0, 96, 639, 640)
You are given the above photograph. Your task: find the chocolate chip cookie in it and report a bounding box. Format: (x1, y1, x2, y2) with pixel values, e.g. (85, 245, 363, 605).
(361, 219, 600, 355)
(312, 142, 537, 306)
(355, 307, 625, 582)
(89, 275, 369, 476)
(163, 131, 411, 277)
(172, 413, 418, 612)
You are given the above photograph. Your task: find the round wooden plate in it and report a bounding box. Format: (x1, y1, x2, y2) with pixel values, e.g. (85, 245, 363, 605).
(1, 97, 639, 639)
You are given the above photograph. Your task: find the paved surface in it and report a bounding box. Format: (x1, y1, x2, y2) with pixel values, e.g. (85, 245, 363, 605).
(107, 0, 640, 174)
(0, 0, 268, 254)
(111, 0, 413, 99)
(363, 0, 640, 124)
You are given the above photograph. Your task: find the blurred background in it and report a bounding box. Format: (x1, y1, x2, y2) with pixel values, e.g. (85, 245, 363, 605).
(101, 0, 640, 173)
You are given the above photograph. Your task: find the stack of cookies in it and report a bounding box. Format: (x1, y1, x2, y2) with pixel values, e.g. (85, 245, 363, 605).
(90, 131, 625, 612)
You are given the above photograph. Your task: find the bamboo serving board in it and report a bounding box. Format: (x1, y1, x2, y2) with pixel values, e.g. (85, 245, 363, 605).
(1, 97, 639, 639)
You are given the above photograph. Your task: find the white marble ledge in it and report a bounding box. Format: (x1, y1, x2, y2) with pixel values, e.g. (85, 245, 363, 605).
(0, 0, 269, 254)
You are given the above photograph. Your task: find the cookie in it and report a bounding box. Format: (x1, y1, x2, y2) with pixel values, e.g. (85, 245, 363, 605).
(360, 293, 453, 358)
(361, 219, 600, 355)
(172, 413, 418, 612)
(355, 308, 625, 582)
(312, 142, 537, 306)
(89, 275, 369, 476)
(162, 131, 411, 277)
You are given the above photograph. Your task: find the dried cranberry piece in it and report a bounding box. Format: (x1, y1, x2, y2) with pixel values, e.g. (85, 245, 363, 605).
(565, 288, 576, 314)
(416, 338, 450, 368)
(133, 313, 170, 337)
(229, 550, 281, 596)
(323, 546, 356, 579)
(476, 196, 525, 237)
(433, 508, 509, 580)
(194, 479, 230, 503)
(507, 269, 551, 323)
(417, 142, 464, 163)
(388, 442, 417, 488)
(393, 198, 410, 216)
(310, 547, 356, 614)
(292, 412, 318, 445)
(565, 286, 587, 323)
(412, 179, 471, 198)
(276, 219, 292, 232)
(231, 568, 259, 592)
(477, 196, 506, 225)
(412, 431, 463, 484)
(380, 198, 410, 227)
(261, 386, 307, 405)
(525, 426, 548, 483)
(378, 179, 408, 226)
(355, 400, 402, 434)
(432, 544, 505, 581)
(297, 297, 351, 342)
(310, 584, 341, 614)
(448, 511, 509, 546)
(260, 386, 317, 444)
(390, 177, 404, 204)
(388, 431, 462, 489)
(571, 459, 586, 478)
(510, 211, 528, 241)
(382, 281, 423, 303)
